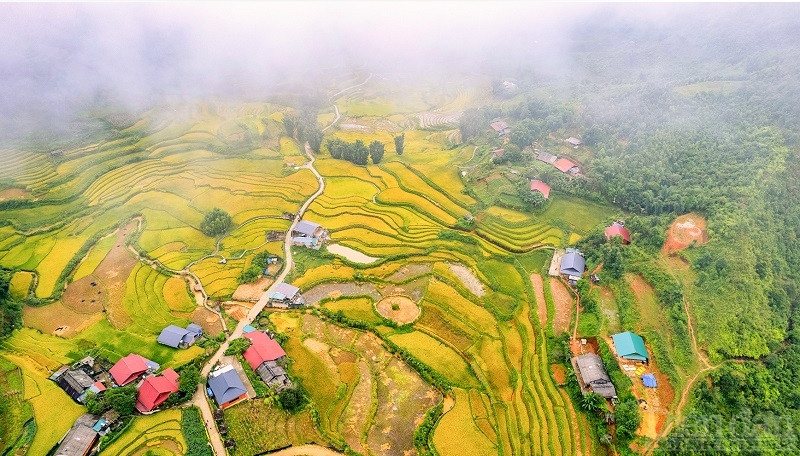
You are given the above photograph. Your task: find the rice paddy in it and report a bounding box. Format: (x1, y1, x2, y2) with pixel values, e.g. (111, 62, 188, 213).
(0, 83, 617, 455)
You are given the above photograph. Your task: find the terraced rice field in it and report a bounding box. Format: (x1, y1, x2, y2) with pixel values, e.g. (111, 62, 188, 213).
(100, 410, 187, 456)
(0, 86, 614, 455)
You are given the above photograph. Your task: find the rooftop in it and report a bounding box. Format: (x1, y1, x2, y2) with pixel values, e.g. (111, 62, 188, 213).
(529, 180, 551, 199)
(612, 331, 649, 361)
(294, 220, 321, 237)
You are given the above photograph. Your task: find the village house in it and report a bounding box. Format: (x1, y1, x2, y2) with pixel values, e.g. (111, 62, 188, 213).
(135, 368, 180, 413)
(559, 249, 586, 282)
(54, 414, 99, 456)
(54, 367, 94, 403)
(268, 282, 305, 308)
(529, 180, 551, 199)
(553, 157, 580, 175)
(573, 353, 617, 398)
(109, 354, 158, 386)
(565, 137, 583, 147)
(611, 331, 650, 363)
(243, 330, 292, 390)
(535, 151, 558, 165)
(291, 220, 327, 249)
(207, 365, 248, 410)
(156, 323, 203, 349)
(605, 222, 631, 244)
(490, 120, 511, 136)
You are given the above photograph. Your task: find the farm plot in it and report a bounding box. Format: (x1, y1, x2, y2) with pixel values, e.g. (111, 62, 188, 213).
(0, 358, 33, 455)
(100, 410, 187, 456)
(268, 313, 440, 456)
(433, 388, 497, 456)
(224, 400, 326, 455)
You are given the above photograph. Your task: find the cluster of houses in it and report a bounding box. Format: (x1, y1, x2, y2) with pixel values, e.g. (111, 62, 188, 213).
(206, 326, 292, 410)
(535, 150, 581, 176)
(51, 353, 178, 414)
(572, 331, 652, 401)
(52, 353, 182, 455)
(243, 325, 291, 390)
(291, 219, 328, 250)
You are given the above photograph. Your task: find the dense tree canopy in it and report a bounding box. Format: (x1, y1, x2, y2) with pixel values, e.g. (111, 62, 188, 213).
(0, 272, 22, 338)
(199, 208, 232, 237)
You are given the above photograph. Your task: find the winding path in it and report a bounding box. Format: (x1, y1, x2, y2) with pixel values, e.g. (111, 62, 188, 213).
(187, 73, 379, 454)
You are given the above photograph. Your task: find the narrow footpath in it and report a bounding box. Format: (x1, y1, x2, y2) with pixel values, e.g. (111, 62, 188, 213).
(188, 73, 374, 454)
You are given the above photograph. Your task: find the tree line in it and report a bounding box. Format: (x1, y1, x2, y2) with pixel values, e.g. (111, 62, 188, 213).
(325, 138, 385, 165)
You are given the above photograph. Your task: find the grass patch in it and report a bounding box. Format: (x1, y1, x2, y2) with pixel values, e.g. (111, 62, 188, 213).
(388, 331, 477, 387)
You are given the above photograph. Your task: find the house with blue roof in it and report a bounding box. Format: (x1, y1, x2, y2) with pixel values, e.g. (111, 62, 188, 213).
(207, 365, 248, 410)
(611, 331, 649, 363)
(559, 250, 586, 280)
(157, 324, 203, 349)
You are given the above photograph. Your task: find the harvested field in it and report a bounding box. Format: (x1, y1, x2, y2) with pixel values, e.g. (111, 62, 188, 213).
(232, 276, 273, 301)
(385, 263, 432, 282)
(302, 282, 382, 307)
(663, 213, 708, 254)
(448, 263, 485, 297)
(190, 307, 224, 336)
(23, 301, 104, 337)
(327, 243, 379, 263)
(530, 274, 548, 331)
(0, 188, 30, 201)
(222, 300, 254, 321)
(550, 278, 573, 335)
(379, 276, 429, 302)
(375, 295, 420, 324)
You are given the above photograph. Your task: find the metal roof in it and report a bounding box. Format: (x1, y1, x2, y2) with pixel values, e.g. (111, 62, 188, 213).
(208, 365, 247, 406)
(560, 251, 586, 276)
(612, 331, 649, 361)
(273, 282, 299, 298)
(293, 220, 321, 237)
(157, 325, 189, 348)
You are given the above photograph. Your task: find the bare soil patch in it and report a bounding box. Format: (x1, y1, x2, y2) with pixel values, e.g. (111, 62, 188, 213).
(448, 263, 485, 297)
(222, 300, 254, 321)
(663, 213, 708, 254)
(303, 282, 382, 307)
(23, 301, 104, 337)
(386, 263, 432, 282)
(549, 279, 573, 335)
(232, 276, 273, 302)
(550, 363, 567, 385)
(191, 307, 223, 336)
(530, 274, 548, 331)
(379, 276, 429, 302)
(0, 188, 30, 201)
(375, 296, 420, 325)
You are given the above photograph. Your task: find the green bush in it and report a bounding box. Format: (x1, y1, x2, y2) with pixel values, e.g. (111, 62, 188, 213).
(200, 208, 232, 237)
(181, 407, 214, 456)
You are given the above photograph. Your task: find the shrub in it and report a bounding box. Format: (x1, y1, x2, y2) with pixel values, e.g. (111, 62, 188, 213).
(224, 337, 251, 356)
(277, 388, 307, 413)
(181, 407, 214, 456)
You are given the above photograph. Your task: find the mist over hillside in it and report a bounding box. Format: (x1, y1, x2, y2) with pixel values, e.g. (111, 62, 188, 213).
(2, 2, 799, 142)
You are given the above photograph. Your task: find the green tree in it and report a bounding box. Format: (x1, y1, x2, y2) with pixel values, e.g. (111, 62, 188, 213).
(352, 140, 369, 165)
(277, 388, 307, 413)
(199, 208, 232, 237)
(238, 265, 261, 284)
(458, 109, 485, 141)
(282, 114, 297, 139)
(580, 392, 604, 412)
(394, 132, 405, 155)
(224, 337, 251, 356)
(306, 128, 323, 154)
(369, 141, 385, 164)
(84, 391, 106, 415)
(504, 144, 523, 162)
(105, 385, 138, 415)
(326, 138, 345, 159)
(0, 271, 22, 338)
(178, 364, 201, 396)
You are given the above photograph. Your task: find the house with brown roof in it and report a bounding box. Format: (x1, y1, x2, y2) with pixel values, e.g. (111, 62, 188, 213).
(529, 180, 551, 199)
(54, 414, 99, 456)
(572, 353, 617, 398)
(490, 121, 511, 136)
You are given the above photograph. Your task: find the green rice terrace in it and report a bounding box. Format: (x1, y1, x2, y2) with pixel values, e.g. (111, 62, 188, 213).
(0, 63, 792, 456)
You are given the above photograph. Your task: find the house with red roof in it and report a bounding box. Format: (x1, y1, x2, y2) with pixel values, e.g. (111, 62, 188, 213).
(605, 223, 631, 244)
(529, 180, 551, 199)
(135, 369, 179, 413)
(109, 354, 150, 386)
(554, 158, 580, 174)
(243, 331, 287, 370)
